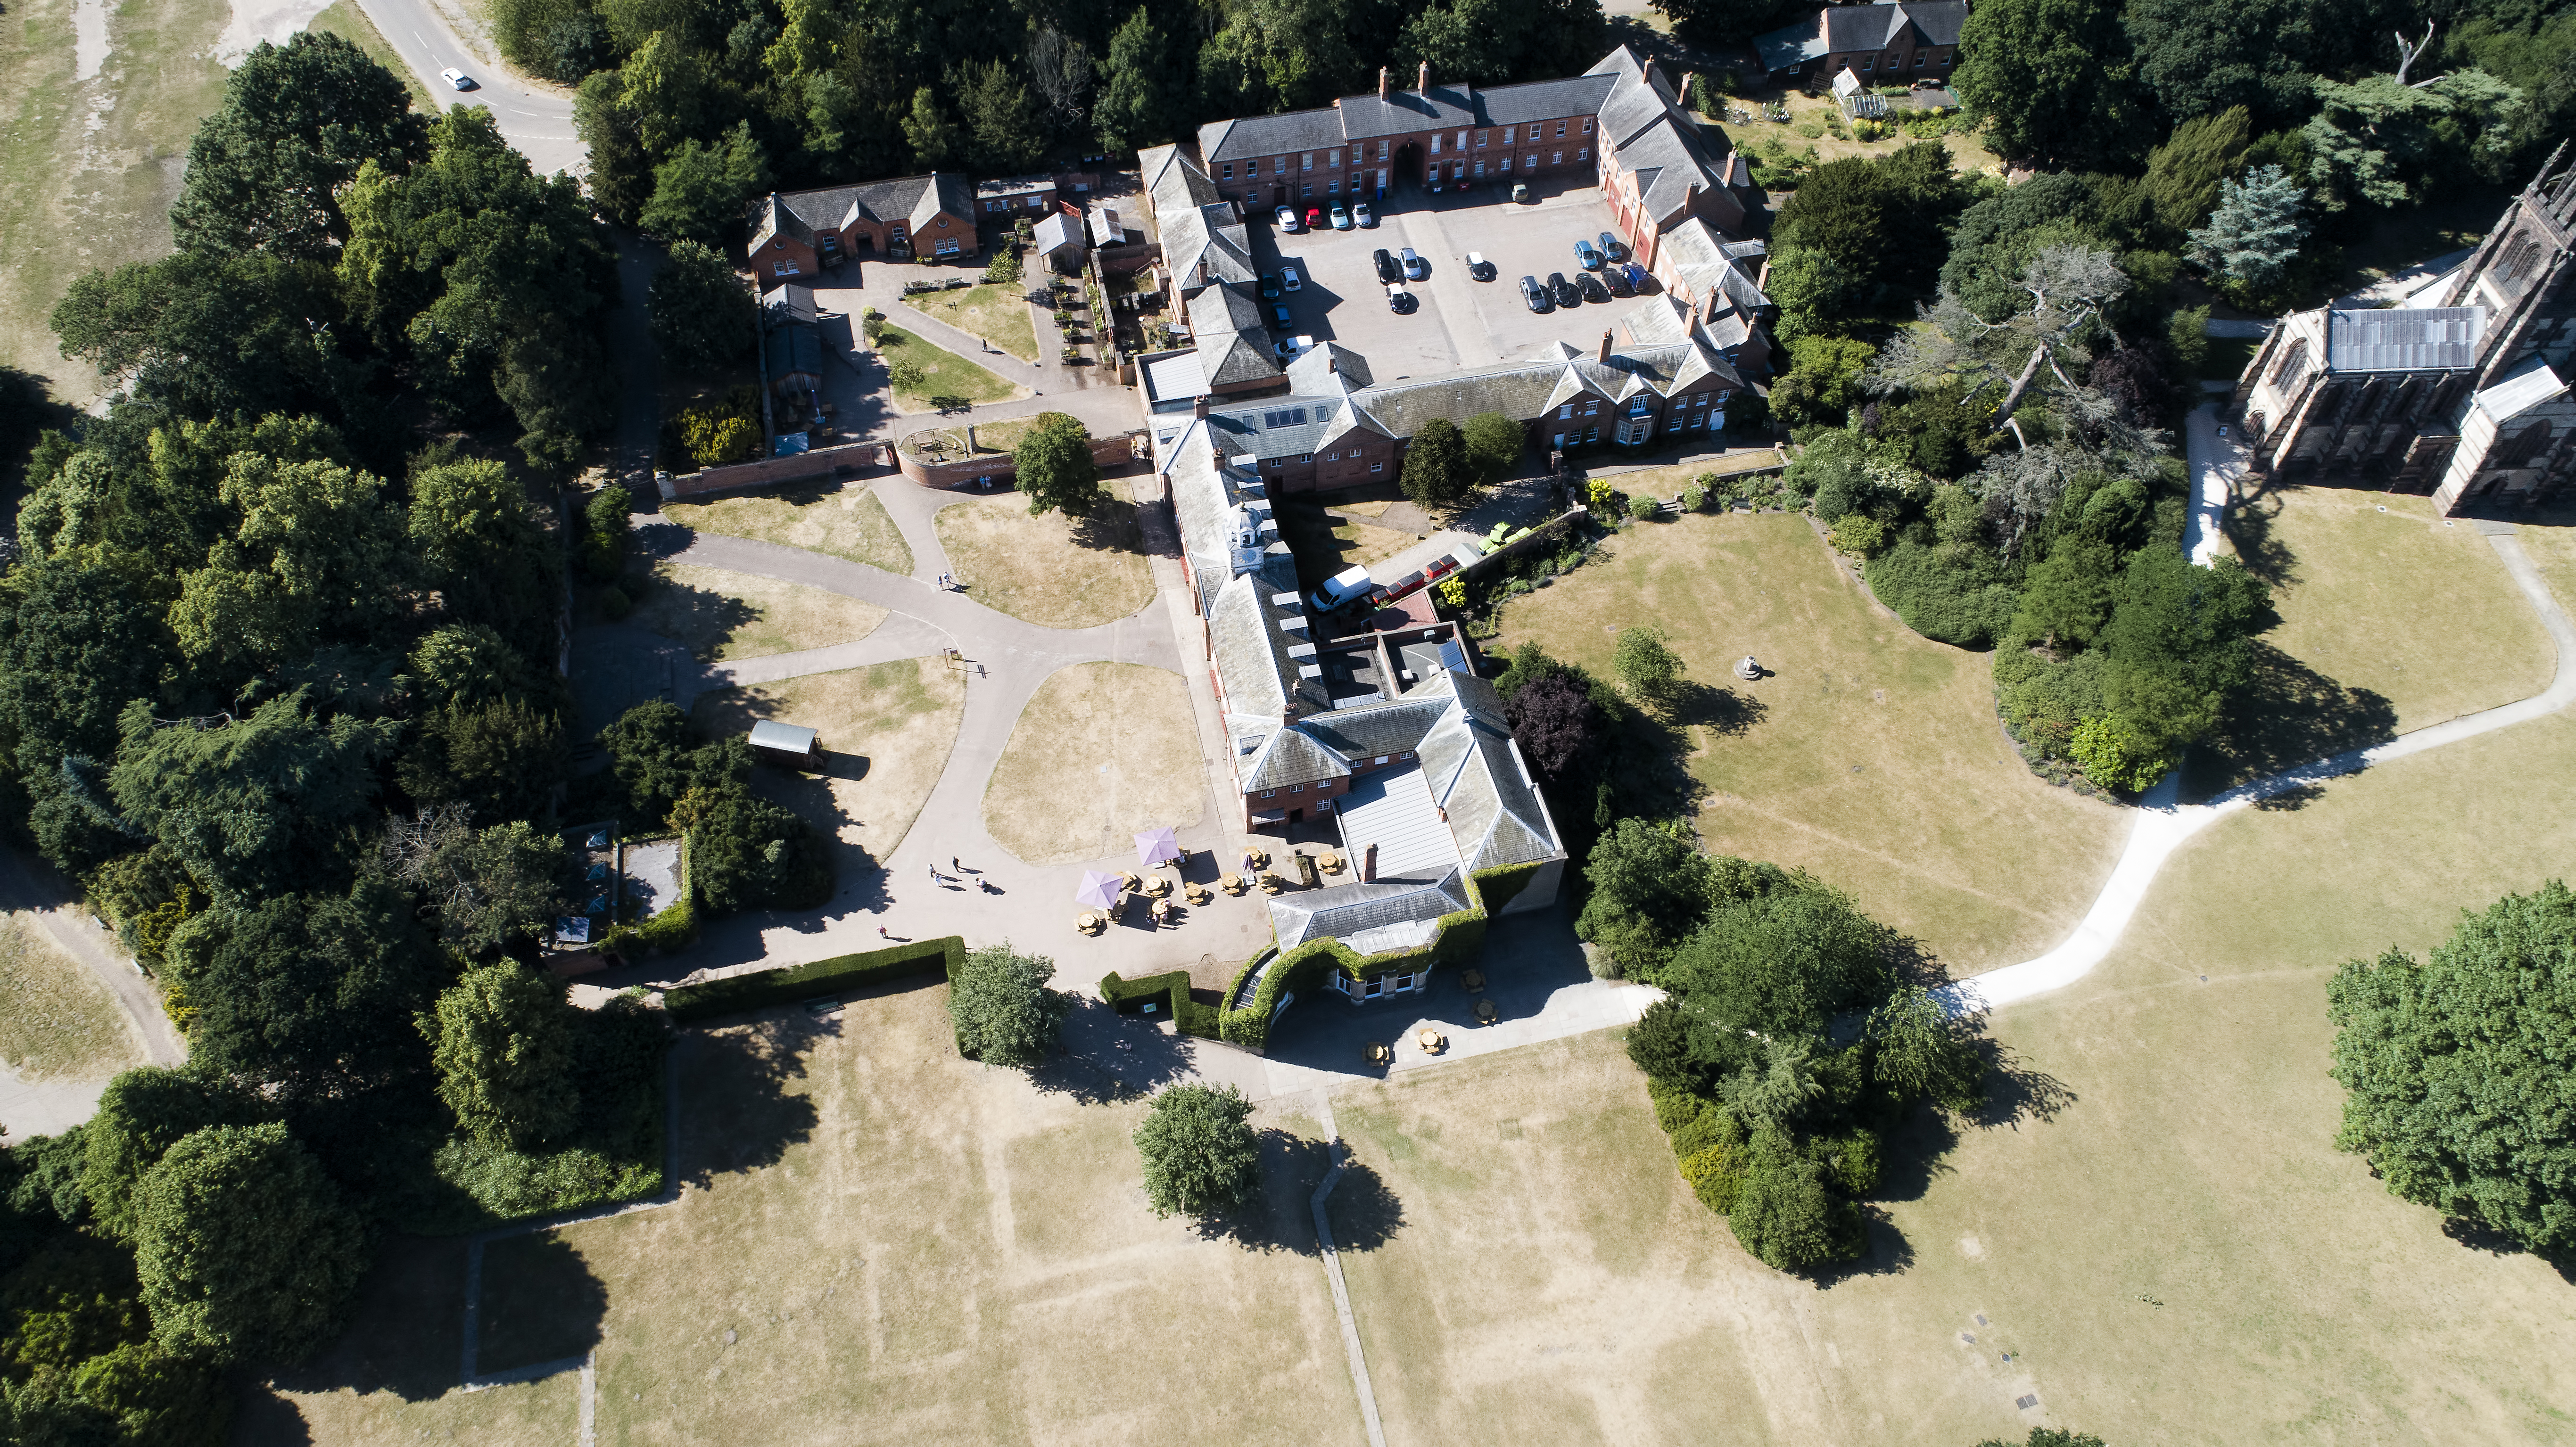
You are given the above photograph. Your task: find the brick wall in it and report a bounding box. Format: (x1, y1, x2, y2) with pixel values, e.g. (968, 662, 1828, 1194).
(893, 431, 1144, 489)
(661, 442, 890, 500)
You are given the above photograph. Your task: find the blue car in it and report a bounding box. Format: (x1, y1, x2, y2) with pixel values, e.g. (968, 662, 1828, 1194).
(1573, 238, 1606, 271)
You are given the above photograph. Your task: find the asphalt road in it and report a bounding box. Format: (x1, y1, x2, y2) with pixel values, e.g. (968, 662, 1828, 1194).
(350, 0, 585, 177)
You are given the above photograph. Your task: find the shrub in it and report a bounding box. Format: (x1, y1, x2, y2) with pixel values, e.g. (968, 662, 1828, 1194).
(1829, 514, 1888, 557)
(1681, 486, 1707, 512)
(1863, 541, 2020, 650)
(983, 248, 1023, 285)
(2069, 713, 2171, 793)
(1133, 1083, 1260, 1219)
(1586, 477, 1618, 510)
(1627, 492, 1660, 521)
(948, 943, 1071, 1067)
(676, 407, 756, 469)
(661, 937, 964, 1022)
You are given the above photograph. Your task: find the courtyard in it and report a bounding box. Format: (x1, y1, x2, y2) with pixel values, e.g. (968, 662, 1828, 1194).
(1248, 176, 1660, 380)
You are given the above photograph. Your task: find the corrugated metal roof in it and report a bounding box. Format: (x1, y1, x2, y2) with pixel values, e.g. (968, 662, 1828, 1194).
(2325, 307, 2485, 373)
(748, 721, 817, 753)
(1338, 765, 1463, 882)
(2474, 355, 2569, 423)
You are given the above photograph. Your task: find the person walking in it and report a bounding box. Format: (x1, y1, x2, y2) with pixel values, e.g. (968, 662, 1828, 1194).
(951, 855, 960, 872)
(878, 925, 889, 938)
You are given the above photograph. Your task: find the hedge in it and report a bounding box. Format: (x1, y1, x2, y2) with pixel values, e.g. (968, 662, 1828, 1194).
(597, 832, 698, 956)
(663, 936, 966, 1022)
(1218, 895, 1493, 1050)
(1098, 969, 1221, 1037)
(1470, 860, 1549, 917)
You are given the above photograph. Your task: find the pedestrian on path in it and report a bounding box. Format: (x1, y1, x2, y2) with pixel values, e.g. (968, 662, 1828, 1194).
(951, 855, 959, 871)
(879, 925, 888, 938)
(927, 863, 937, 884)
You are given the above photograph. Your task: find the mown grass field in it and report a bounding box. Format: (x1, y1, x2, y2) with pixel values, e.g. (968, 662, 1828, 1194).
(905, 282, 1040, 363)
(933, 493, 1155, 629)
(0, 914, 140, 1079)
(876, 326, 1021, 411)
(981, 662, 1204, 865)
(690, 658, 966, 873)
(628, 562, 887, 662)
(665, 483, 914, 576)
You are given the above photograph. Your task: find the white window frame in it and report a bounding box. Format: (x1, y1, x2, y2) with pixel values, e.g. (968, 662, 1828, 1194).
(1302, 152, 1315, 170)
(1555, 120, 1567, 137)
(1370, 462, 1383, 473)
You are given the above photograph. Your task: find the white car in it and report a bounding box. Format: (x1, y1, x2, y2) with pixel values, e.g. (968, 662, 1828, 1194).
(1275, 206, 1300, 231)
(1281, 266, 1303, 293)
(439, 67, 478, 90)
(1273, 333, 1314, 362)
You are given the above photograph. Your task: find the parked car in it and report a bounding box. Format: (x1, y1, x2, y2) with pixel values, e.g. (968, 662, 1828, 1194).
(1305, 207, 1324, 230)
(1373, 248, 1401, 283)
(1597, 230, 1631, 264)
(1602, 265, 1634, 297)
(1623, 262, 1650, 293)
(1387, 285, 1419, 314)
(1572, 238, 1605, 270)
(1329, 204, 1350, 230)
(1547, 272, 1580, 307)
(1273, 333, 1314, 362)
(1399, 247, 1428, 280)
(1520, 275, 1552, 312)
(1354, 201, 1376, 226)
(1466, 251, 1497, 281)
(440, 67, 478, 90)
(1271, 302, 1294, 329)
(1259, 272, 1284, 300)
(1576, 271, 1610, 304)
(1276, 206, 1300, 231)
(1281, 266, 1303, 292)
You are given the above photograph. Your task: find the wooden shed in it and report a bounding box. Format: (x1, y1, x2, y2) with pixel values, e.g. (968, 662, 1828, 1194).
(748, 719, 822, 770)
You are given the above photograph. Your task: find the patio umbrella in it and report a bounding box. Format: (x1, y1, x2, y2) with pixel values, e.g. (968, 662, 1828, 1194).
(1075, 870, 1125, 910)
(1134, 826, 1182, 868)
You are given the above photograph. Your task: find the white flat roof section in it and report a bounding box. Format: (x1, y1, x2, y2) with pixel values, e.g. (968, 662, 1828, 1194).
(1337, 766, 1463, 882)
(2475, 356, 2570, 423)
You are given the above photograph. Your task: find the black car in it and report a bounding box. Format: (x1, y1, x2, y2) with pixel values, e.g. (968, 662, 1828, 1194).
(1387, 286, 1419, 314)
(1372, 248, 1401, 283)
(1547, 271, 1580, 307)
(1519, 274, 1551, 312)
(1575, 271, 1611, 304)
(1598, 230, 1631, 264)
(1602, 265, 1635, 298)
(1468, 253, 1498, 282)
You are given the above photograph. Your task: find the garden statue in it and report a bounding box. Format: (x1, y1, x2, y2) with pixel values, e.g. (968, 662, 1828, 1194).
(1734, 656, 1761, 681)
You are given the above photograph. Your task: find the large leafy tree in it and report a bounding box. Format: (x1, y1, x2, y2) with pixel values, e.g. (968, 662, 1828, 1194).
(2188, 165, 2309, 294)
(1133, 1084, 1261, 1219)
(1399, 417, 1474, 510)
(2122, 0, 2397, 128)
(2304, 67, 2525, 210)
(1667, 887, 1895, 1038)
(133, 1123, 367, 1366)
(946, 943, 1071, 1068)
(170, 32, 429, 261)
(77, 1070, 268, 1244)
(1770, 144, 1959, 323)
(1502, 671, 1601, 787)
(1575, 817, 1711, 976)
(1092, 8, 1177, 152)
(639, 121, 772, 245)
(408, 458, 564, 663)
(1952, 0, 2151, 170)
(51, 254, 370, 426)
(1459, 411, 1524, 485)
(2328, 880, 2576, 1256)
(165, 452, 408, 682)
(381, 807, 568, 954)
(649, 241, 760, 378)
(1015, 411, 1103, 518)
(421, 963, 583, 1149)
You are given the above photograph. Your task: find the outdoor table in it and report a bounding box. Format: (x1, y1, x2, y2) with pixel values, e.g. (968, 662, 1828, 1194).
(1076, 912, 1101, 934)
(1244, 848, 1271, 871)
(1460, 969, 1486, 993)
(1184, 883, 1211, 905)
(1417, 1029, 1446, 1055)
(1472, 999, 1499, 1024)
(1119, 871, 1142, 891)
(1149, 898, 1172, 924)
(1318, 851, 1345, 874)
(1362, 1041, 1392, 1065)
(1143, 875, 1172, 897)
(1258, 873, 1284, 894)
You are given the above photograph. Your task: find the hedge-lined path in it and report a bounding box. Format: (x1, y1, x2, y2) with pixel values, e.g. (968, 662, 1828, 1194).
(0, 845, 184, 1071)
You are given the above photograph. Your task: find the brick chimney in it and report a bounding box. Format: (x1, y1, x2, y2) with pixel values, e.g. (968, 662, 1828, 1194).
(1598, 330, 1613, 365)
(1379, 66, 1390, 100)
(1639, 58, 1658, 93)
(1362, 843, 1377, 881)
(1680, 72, 1698, 111)
(1193, 394, 1210, 419)
(1418, 61, 1430, 93)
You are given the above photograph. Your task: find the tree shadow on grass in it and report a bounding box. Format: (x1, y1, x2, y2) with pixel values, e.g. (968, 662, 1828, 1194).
(1067, 498, 1148, 555)
(2439, 1217, 2576, 1284)
(627, 571, 765, 664)
(1036, 995, 1203, 1105)
(2183, 642, 2398, 805)
(2221, 482, 2302, 590)
(474, 1232, 609, 1374)
(1184, 1129, 1409, 1259)
(674, 1018, 823, 1188)
(1667, 678, 1768, 740)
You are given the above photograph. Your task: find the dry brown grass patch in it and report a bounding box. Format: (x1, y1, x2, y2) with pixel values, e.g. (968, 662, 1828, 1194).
(0, 916, 141, 1080)
(664, 485, 913, 574)
(933, 494, 1155, 629)
(691, 658, 966, 871)
(982, 661, 1205, 865)
(626, 563, 887, 662)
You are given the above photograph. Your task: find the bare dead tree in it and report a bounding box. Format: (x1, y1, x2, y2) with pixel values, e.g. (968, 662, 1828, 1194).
(2393, 22, 2444, 90)
(1029, 28, 1094, 125)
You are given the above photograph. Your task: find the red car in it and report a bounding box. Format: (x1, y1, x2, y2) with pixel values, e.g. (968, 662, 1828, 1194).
(1305, 207, 1323, 230)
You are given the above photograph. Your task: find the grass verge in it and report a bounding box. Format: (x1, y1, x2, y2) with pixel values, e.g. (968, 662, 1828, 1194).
(904, 283, 1040, 363)
(981, 662, 1205, 865)
(0, 915, 141, 1080)
(628, 562, 887, 662)
(689, 658, 966, 875)
(933, 493, 1155, 629)
(1494, 510, 2128, 973)
(664, 483, 913, 575)
(309, 0, 437, 110)
(876, 325, 1022, 411)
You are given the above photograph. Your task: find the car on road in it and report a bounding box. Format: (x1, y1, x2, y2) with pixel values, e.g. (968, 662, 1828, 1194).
(1270, 302, 1294, 329)
(1547, 272, 1580, 307)
(1519, 275, 1552, 312)
(1575, 271, 1610, 304)
(1305, 207, 1324, 230)
(1399, 247, 1428, 280)
(1387, 285, 1419, 314)
(1465, 251, 1497, 281)
(1330, 204, 1352, 230)
(1276, 206, 1300, 231)
(1602, 265, 1634, 297)
(1373, 248, 1401, 283)
(1597, 231, 1630, 264)
(1354, 201, 1375, 226)
(1572, 238, 1605, 271)
(440, 67, 478, 90)
(1281, 266, 1303, 292)
(1259, 272, 1283, 300)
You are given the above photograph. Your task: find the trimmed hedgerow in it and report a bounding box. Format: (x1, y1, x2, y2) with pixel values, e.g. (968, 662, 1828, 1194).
(662, 937, 965, 1022)
(1471, 860, 1550, 917)
(1218, 896, 1493, 1049)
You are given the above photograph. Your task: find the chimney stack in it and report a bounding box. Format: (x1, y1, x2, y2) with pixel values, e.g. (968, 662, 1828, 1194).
(1379, 66, 1390, 101)
(1193, 394, 1211, 419)
(1680, 72, 1698, 111)
(1418, 61, 1430, 93)
(1362, 842, 1378, 882)
(1598, 330, 1613, 365)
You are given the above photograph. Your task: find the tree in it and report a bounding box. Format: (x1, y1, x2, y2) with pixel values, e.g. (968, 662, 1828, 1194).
(381, 807, 568, 953)
(2304, 66, 2524, 210)
(1721, 1037, 1828, 1132)
(409, 460, 563, 664)
(1575, 817, 1711, 976)
(132, 1123, 366, 1365)
(650, 240, 758, 376)
(0, 554, 179, 769)
(1864, 986, 1985, 1113)
(2141, 106, 2253, 241)
(596, 699, 703, 824)
(1093, 8, 1175, 152)
(2012, 534, 2119, 650)
(1773, 145, 1960, 309)
(575, 70, 651, 225)
(638, 122, 769, 245)
(1502, 671, 1601, 786)
(1400, 417, 1475, 510)
(77, 1070, 266, 1244)
(2188, 165, 2307, 293)
(1014, 411, 1103, 518)
(1668, 887, 1894, 1038)
(953, 60, 1046, 175)
(2122, 0, 2386, 129)
(396, 695, 566, 823)
(1936, 173, 2105, 323)
(1612, 625, 1681, 704)
(671, 781, 833, 914)
(946, 943, 1071, 1068)
(2096, 548, 2271, 757)
(1028, 26, 1094, 128)
(421, 963, 582, 1148)
(1133, 1083, 1261, 1219)
(171, 32, 429, 261)
(1952, 0, 2151, 170)
(1459, 411, 1525, 485)
(1769, 335, 1876, 428)
(1727, 1126, 1848, 1270)
(2327, 880, 2576, 1255)
(1649, 0, 1791, 47)
(903, 87, 962, 170)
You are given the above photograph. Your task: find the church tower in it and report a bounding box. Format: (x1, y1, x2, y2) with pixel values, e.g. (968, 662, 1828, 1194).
(2431, 142, 2576, 388)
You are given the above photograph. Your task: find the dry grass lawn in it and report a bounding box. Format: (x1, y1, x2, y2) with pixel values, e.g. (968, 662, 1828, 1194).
(309, 0, 436, 110)
(628, 562, 887, 662)
(1496, 510, 2128, 973)
(1336, 712, 2576, 1442)
(2221, 484, 2551, 728)
(1275, 496, 1419, 593)
(905, 282, 1040, 363)
(665, 485, 914, 575)
(2505, 509, 2576, 628)
(691, 658, 966, 871)
(982, 662, 1205, 865)
(934, 494, 1155, 629)
(0, 915, 140, 1079)
(0, 0, 229, 409)
(876, 325, 1023, 411)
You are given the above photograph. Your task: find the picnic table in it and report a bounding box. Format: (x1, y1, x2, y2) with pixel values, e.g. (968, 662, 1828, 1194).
(1257, 872, 1284, 895)
(1472, 999, 1499, 1025)
(1318, 850, 1346, 875)
(1417, 1028, 1447, 1055)
(1183, 881, 1212, 905)
(1362, 1041, 1392, 1065)
(1142, 875, 1172, 898)
(1148, 897, 1172, 925)
(1220, 873, 1249, 895)
(1076, 912, 1104, 935)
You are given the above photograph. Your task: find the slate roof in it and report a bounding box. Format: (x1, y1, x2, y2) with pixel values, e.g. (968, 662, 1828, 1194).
(1268, 868, 1472, 953)
(1189, 284, 1284, 387)
(1033, 211, 1082, 254)
(2326, 307, 2486, 373)
(1243, 725, 1351, 791)
(1296, 697, 1451, 759)
(1415, 674, 1560, 873)
(1205, 395, 1355, 460)
(1200, 72, 1619, 162)
(1354, 361, 1578, 437)
(749, 173, 974, 250)
(976, 173, 1052, 200)
(1288, 341, 1374, 394)
(1756, 1, 1967, 70)
(1210, 573, 1329, 723)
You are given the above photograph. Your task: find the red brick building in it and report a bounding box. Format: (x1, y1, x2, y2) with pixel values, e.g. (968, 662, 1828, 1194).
(745, 173, 979, 280)
(1754, 1, 1967, 83)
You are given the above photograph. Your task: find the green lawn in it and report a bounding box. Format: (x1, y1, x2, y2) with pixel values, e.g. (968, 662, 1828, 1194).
(875, 325, 1022, 411)
(1495, 511, 2129, 975)
(905, 282, 1040, 363)
(0, 0, 230, 409)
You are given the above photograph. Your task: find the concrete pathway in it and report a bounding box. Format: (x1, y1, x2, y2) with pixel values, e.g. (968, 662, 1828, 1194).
(1936, 407, 2576, 1018)
(0, 848, 183, 1069)
(0, 1069, 107, 1143)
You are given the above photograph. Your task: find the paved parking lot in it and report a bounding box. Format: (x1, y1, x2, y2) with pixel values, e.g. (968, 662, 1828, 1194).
(1248, 178, 1645, 383)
